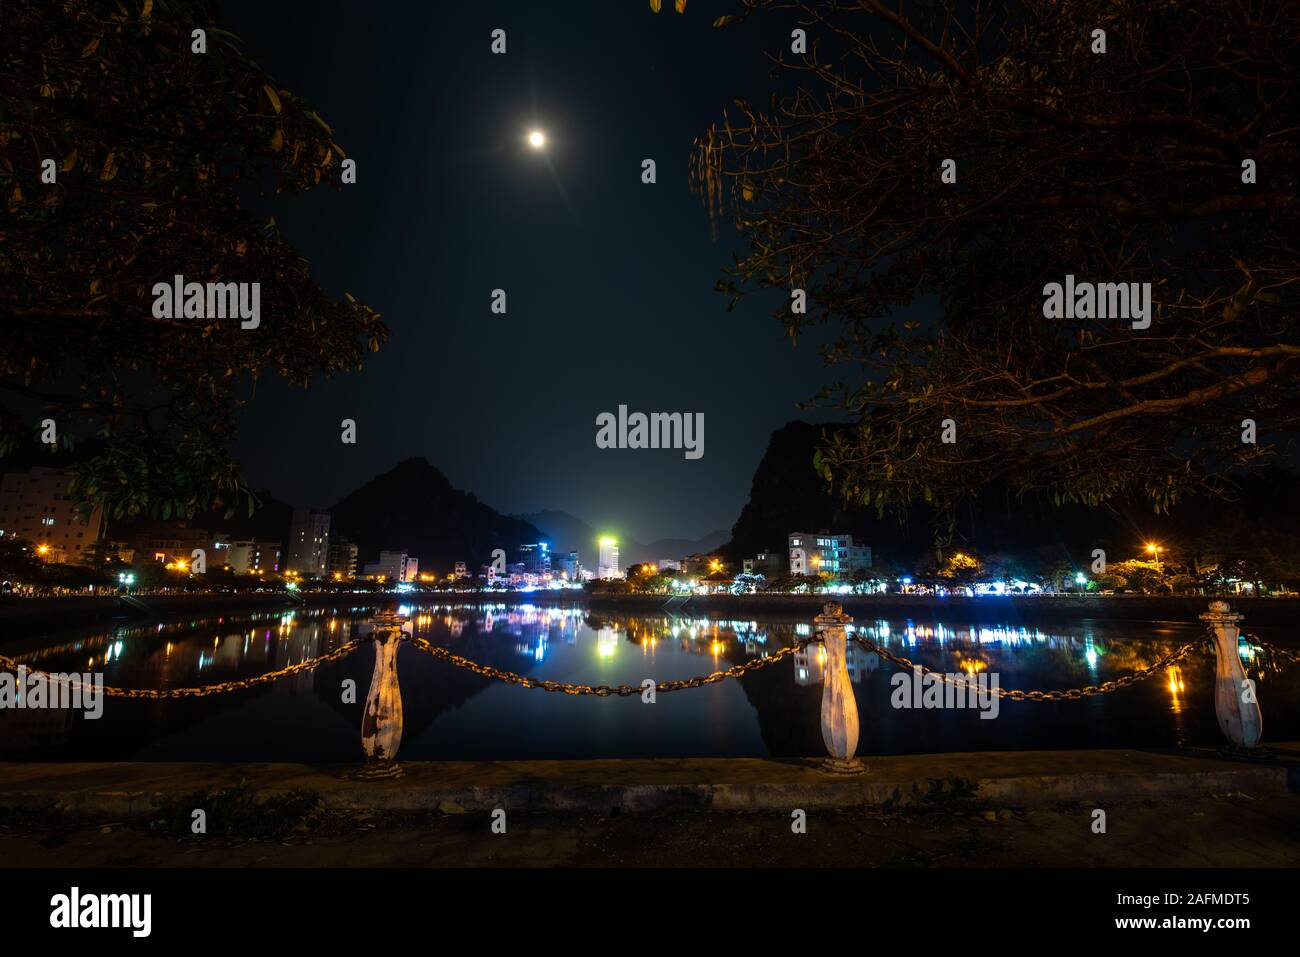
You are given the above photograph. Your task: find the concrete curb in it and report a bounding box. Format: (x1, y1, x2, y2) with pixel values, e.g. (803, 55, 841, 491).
(2, 746, 1297, 817)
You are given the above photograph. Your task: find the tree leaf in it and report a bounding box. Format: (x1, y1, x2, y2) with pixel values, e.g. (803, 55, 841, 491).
(263, 84, 282, 114)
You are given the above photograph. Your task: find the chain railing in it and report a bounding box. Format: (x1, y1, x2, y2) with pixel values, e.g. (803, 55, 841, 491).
(0, 640, 364, 699)
(405, 633, 807, 696)
(1249, 637, 1300, 665)
(848, 634, 1204, 701)
(0, 600, 1292, 774)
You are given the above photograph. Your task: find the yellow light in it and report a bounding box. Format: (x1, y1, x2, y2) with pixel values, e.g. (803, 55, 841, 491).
(528, 130, 546, 148)
(37, 544, 50, 555)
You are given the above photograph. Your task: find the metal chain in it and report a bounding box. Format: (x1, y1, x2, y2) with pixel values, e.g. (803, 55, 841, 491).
(406, 633, 809, 695)
(10, 625, 1271, 704)
(1248, 637, 1300, 665)
(847, 633, 1206, 700)
(0, 640, 364, 699)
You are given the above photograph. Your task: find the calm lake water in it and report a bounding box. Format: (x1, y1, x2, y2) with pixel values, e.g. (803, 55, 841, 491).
(3, 602, 1299, 761)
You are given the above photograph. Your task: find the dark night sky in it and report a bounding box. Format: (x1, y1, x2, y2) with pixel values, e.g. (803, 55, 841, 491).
(219, 1, 837, 544)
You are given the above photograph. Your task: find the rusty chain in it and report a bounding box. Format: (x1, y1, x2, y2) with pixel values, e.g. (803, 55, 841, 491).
(5, 624, 1289, 703)
(0, 639, 364, 699)
(1247, 637, 1300, 665)
(848, 633, 1207, 700)
(406, 633, 809, 695)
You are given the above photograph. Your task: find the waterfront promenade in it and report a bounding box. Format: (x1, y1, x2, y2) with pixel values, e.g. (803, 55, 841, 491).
(2, 747, 1298, 867)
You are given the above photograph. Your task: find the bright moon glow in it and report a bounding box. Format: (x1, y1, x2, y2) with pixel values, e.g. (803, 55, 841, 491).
(528, 130, 546, 149)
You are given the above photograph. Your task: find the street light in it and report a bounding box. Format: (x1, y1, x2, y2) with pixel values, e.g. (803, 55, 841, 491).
(1145, 542, 1163, 573)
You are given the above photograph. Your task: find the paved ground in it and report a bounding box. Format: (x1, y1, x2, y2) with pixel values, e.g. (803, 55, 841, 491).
(3, 748, 1296, 867)
(4, 746, 1297, 815)
(2, 791, 1298, 867)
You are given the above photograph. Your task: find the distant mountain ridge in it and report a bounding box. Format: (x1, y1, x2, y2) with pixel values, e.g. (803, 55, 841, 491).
(329, 457, 543, 572)
(517, 510, 728, 568)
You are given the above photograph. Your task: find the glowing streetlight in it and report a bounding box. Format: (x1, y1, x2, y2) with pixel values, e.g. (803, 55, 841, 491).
(527, 130, 546, 149)
(1145, 542, 1163, 573)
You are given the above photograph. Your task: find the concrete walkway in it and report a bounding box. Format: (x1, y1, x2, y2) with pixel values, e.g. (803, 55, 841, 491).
(3, 744, 1297, 817)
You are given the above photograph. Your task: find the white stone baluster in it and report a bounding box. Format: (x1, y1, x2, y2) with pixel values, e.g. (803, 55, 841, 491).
(1199, 600, 1263, 752)
(815, 602, 865, 774)
(357, 611, 407, 778)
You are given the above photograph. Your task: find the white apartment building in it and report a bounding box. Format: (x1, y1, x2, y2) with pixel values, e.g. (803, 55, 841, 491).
(788, 531, 872, 576)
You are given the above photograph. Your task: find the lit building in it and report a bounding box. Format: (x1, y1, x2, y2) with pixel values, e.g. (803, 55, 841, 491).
(681, 553, 723, 576)
(0, 467, 105, 564)
(557, 550, 580, 580)
(132, 525, 212, 566)
(453, 561, 469, 578)
(788, 531, 872, 576)
(519, 542, 552, 576)
(286, 508, 331, 577)
(743, 550, 785, 577)
(597, 537, 620, 579)
(363, 550, 418, 583)
(327, 538, 358, 579)
(226, 540, 281, 575)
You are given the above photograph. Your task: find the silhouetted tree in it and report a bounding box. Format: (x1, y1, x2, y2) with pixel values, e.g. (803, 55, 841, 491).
(1, 1, 387, 520)
(695, 1, 1298, 532)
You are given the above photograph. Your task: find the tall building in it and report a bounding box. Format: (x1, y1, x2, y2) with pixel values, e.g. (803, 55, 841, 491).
(0, 467, 105, 564)
(286, 508, 330, 577)
(519, 542, 552, 576)
(788, 531, 872, 576)
(597, 537, 620, 579)
(327, 538, 358, 578)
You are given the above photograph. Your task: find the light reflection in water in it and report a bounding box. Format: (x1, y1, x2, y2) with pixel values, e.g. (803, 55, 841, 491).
(3, 603, 1299, 760)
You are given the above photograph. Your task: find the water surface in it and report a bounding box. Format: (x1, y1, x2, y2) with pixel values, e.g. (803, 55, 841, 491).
(3, 602, 1297, 761)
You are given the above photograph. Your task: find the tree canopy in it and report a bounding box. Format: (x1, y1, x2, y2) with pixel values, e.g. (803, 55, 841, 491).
(0, 0, 387, 521)
(693, 0, 1298, 531)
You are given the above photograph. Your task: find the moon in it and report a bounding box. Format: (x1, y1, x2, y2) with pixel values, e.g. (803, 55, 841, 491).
(527, 130, 546, 149)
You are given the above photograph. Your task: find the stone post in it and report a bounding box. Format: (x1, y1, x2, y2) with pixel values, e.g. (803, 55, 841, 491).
(1199, 600, 1263, 752)
(814, 602, 864, 774)
(357, 611, 408, 779)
